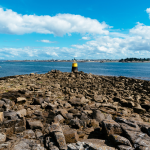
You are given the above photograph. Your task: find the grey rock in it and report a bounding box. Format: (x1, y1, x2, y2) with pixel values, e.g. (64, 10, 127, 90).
(0, 133, 6, 143)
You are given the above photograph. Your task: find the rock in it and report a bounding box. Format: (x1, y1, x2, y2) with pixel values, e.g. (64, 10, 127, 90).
(17, 109, 27, 118)
(87, 119, 99, 128)
(15, 126, 26, 133)
(0, 112, 4, 123)
(0, 142, 11, 150)
(137, 121, 150, 136)
(80, 139, 116, 150)
(117, 145, 134, 150)
(69, 97, 89, 106)
(33, 98, 44, 105)
(23, 130, 36, 139)
(12, 139, 45, 150)
(92, 110, 105, 123)
(35, 129, 43, 138)
(63, 129, 79, 143)
(0, 100, 5, 108)
(49, 123, 67, 150)
(26, 120, 43, 130)
(115, 117, 140, 132)
(69, 118, 81, 129)
(102, 119, 122, 137)
(65, 113, 73, 120)
(16, 97, 26, 103)
(94, 94, 103, 102)
(133, 107, 146, 114)
(54, 114, 65, 123)
(4, 110, 18, 120)
(0, 133, 6, 143)
(109, 134, 132, 146)
(63, 102, 72, 108)
(123, 129, 150, 149)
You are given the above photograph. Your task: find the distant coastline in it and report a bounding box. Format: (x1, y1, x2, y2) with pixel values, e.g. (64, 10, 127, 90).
(1, 57, 150, 63)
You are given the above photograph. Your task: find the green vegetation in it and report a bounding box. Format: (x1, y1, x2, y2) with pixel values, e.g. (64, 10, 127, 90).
(119, 58, 150, 62)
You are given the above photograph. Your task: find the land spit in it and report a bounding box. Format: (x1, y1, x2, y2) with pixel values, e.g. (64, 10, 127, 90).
(0, 70, 150, 149)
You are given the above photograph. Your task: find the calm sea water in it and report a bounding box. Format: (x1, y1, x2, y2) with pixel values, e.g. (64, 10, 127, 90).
(0, 62, 150, 80)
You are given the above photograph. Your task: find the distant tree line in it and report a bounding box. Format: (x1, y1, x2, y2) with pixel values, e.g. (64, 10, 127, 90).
(119, 58, 150, 62)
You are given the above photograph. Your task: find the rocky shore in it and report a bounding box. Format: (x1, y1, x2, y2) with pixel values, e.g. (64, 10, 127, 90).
(0, 70, 150, 150)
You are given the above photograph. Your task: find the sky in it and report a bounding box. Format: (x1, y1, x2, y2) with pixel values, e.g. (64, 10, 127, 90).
(0, 0, 150, 60)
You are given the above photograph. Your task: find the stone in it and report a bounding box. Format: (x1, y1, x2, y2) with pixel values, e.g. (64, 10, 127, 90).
(54, 131, 67, 150)
(23, 130, 35, 139)
(16, 97, 26, 103)
(123, 130, 150, 149)
(4, 110, 18, 120)
(117, 145, 134, 150)
(33, 98, 44, 105)
(49, 123, 67, 149)
(102, 119, 122, 137)
(35, 129, 43, 138)
(0, 133, 6, 143)
(12, 139, 45, 150)
(69, 118, 81, 129)
(0, 142, 11, 150)
(63, 129, 79, 143)
(92, 110, 105, 124)
(110, 134, 132, 146)
(0, 112, 4, 123)
(0, 101, 5, 108)
(27, 120, 43, 130)
(49, 123, 62, 133)
(87, 119, 99, 128)
(65, 113, 73, 120)
(133, 107, 146, 114)
(17, 109, 27, 118)
(94, 94, 103, 102)
(54, 114, 65, 123)
(137, 121, 150, 136)
(15, 126, 26, 133)
(69, 97, 89, 106)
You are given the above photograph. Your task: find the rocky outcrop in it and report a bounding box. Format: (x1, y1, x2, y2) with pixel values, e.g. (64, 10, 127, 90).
(0, 70, 150, 149)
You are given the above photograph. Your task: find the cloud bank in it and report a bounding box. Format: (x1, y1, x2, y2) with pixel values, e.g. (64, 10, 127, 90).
(0, 8, 109, 36)
(1, 8, 150, 59)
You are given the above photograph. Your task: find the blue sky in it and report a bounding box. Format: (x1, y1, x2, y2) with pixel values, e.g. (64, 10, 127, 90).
(0, 0, 150, 60)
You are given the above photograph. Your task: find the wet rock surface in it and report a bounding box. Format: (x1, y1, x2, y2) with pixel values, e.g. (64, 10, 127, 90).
(0, 70, 150, 149)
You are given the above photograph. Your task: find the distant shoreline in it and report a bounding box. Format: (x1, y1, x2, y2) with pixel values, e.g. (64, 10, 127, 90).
(2, 60, 150, 63)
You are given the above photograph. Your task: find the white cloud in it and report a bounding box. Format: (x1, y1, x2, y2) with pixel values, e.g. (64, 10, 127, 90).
(0, 8, 109, 36)
(146, 8, 150, 18)
(130, 22, 150, 39)
(82, 37, 91, 40)
(37, 40, 56, 43)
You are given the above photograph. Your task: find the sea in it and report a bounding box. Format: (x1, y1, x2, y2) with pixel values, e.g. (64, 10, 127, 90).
(0, 61, 150, 80)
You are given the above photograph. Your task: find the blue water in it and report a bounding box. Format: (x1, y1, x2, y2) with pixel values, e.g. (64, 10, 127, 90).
(0, 62, 150, 80)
